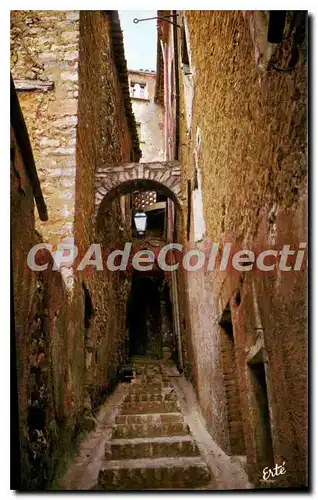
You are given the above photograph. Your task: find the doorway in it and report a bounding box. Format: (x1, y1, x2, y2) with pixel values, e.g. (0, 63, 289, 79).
(126, 272, 174, 359)
(219, 304, 245, 455)
(248, 360, 275, 470)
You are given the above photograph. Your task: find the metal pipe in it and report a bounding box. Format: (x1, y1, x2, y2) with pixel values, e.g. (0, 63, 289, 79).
(160, 26, 183, 370)
(172, 266, 183, 371)
(173, 10, 180, 160)
(160, 39, 169, 158)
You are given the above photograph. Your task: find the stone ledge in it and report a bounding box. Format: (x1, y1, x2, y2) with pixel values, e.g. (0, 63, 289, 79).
(14, 79, 54, 92)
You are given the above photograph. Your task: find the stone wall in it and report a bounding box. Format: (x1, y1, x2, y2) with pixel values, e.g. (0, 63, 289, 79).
(11, 10, 142, 413)
(11, 10, 79, 259)
(176, 10, 307, 487)
(11, 125, 73, 489)
(129, 70, 165, 162)
(74, 11, 138, 409)
(11, 9, 142, 488)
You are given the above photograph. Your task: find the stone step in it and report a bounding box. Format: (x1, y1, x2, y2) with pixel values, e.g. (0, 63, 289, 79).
(130, 381, 173, 392)
(133, 377, 170, 385)
(131, 358, 164, 366)
(134, 370, 164, 376)
(116, 412, 184, 425)
(130, 384, 172, 390)
(121, 400, 179, 414)
(98, 456, 211, 490)
(124, 392, 177, 403)
(112, 421, 189, 439)
(105, 435, 199, 460)
(134, 367, 163, 373)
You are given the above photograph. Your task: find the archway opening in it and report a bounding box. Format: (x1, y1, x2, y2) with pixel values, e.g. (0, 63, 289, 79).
(95, 173, 182, 224)
(96, 180, 178, 242)
(94, 176, 183, 369)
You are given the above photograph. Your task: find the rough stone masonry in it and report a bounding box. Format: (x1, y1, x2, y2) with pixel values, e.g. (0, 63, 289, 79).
(11, 11, 80, 270)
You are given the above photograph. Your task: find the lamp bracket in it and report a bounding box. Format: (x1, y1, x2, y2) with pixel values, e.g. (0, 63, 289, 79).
(133, 14, 181, 28)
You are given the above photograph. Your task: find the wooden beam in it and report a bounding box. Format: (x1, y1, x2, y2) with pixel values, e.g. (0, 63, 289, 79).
(11, 75, 48, 221)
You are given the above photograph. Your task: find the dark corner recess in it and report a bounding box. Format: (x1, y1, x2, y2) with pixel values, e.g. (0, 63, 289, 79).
(268, 11, 307, 72)
(268, 11, 287, 44)
(219, 303, 232, 329)
(10, 74, 48, 221)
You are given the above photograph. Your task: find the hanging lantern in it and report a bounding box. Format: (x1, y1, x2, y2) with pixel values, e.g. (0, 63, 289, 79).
(134, 211, 147, 235)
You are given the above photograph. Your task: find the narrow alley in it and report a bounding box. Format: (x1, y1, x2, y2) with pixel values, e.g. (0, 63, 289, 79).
(10, 10, 308, 491)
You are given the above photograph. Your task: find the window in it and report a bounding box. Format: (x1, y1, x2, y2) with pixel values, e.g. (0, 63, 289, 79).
(181, 21, 191, 74)
(139, 83, 146, 98)
(136, 122, 145, 144)
(136, 123, 141, 140)
(192, 165, 206, 242)
(130, 81, 136, 98)
(130, 81, 148, 99)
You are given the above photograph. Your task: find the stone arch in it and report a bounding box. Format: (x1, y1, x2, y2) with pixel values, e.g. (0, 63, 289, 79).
(94, 161, 182, 215)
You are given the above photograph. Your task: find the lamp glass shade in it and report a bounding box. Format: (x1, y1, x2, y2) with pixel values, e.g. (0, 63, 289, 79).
(134, 212, 147, 233)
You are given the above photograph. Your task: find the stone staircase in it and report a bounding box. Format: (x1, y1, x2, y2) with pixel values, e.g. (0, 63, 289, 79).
(97, 358, 212, 490)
